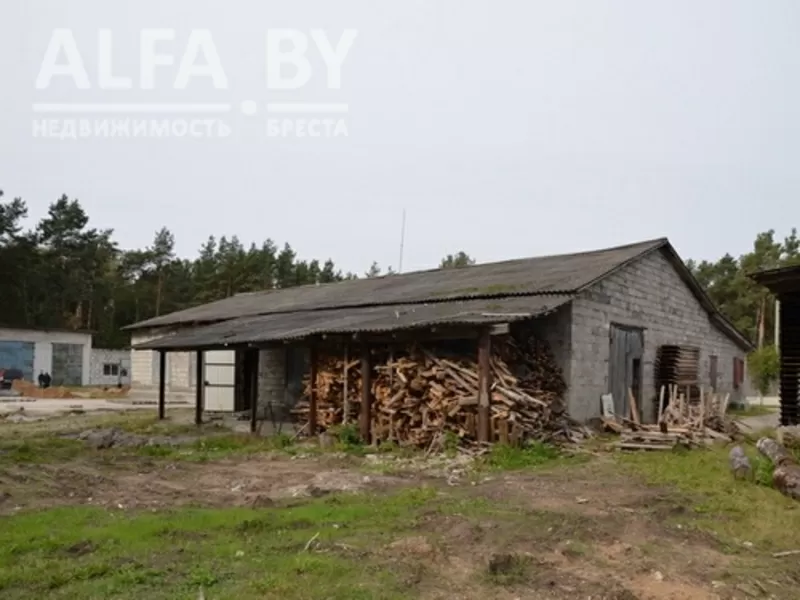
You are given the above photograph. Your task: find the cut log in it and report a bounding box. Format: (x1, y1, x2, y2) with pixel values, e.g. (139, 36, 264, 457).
(757, 438, 797, 468)
(773, 465, 800, 500)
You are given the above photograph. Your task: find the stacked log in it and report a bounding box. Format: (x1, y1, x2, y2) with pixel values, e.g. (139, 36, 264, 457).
(294, 339, 583, 448)
(757, 437, 800, 501)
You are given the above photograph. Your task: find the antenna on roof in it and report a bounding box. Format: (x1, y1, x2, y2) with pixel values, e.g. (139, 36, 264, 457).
(398, 208, 406, 274)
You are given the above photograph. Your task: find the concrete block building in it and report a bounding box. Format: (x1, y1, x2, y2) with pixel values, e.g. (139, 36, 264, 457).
(127, 238, 752, 424)
(89, 349, 131, 387)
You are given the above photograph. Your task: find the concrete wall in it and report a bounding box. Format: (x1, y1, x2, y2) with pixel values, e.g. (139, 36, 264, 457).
(131, 329, 195, 391)
(90, 349, 131, 386)
(567, 248, 749, 423)
(0, 328, 91, 385)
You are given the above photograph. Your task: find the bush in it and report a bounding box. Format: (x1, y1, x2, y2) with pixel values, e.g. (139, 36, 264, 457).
(748, 345, 779, 396)
(331, 423, 363, 449)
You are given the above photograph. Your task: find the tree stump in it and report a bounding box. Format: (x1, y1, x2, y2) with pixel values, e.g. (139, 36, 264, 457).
(729, 446, 752, 480)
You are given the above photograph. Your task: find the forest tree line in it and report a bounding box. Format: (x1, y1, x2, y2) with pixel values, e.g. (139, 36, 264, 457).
(0, 192, 477, 348)
(0, 191, 794, 351)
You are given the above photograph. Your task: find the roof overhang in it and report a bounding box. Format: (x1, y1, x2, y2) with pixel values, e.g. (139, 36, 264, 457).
(133, 296, 573, 351)
(750, 265, 800, 295)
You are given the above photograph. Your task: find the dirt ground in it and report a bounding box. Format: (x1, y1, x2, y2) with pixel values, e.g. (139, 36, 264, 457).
(0, 413, 792, 600)
(0, 457, 742, 599)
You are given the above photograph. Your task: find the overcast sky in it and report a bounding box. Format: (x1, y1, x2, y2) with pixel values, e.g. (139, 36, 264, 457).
(1, 1, 798, 275)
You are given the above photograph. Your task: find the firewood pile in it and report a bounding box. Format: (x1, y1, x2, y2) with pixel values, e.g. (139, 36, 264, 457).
(294, 338, 588, 448)
(607, 385, 740, 451)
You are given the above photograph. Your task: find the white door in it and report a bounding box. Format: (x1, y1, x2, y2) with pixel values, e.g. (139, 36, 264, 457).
(203, 350, 235, 411)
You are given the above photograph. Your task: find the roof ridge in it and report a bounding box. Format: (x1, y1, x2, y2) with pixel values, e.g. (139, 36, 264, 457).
(227, 237, 669, 298)
(125, 237, 669, 331)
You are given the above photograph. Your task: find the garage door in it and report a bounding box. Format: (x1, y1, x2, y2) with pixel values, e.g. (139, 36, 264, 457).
(0, 341, 34, 382)
(204, 350, 234, 411)
(52, 343, 84, 386)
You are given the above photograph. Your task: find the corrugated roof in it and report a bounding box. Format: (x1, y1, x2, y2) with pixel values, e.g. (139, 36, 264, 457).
(750, 265, 800, 294)
(126, 238, 668, 331)
(135, 295, 573, 350)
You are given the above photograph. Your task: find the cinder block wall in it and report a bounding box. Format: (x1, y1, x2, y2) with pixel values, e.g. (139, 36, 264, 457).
(568, 248, 749, 423)
(131, 330, 165, 388)
(90, 349, 132, 386)
(131, 329, 194, 391)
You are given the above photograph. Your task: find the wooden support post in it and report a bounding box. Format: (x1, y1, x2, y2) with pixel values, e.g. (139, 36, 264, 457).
(249, 350, 259, 435)
(309, 346, 318, 436)
(360, 346, 372, 442)
(478, 328, 492, 443)
(342, 345, 349, 424)
(158, 350, 166, 420)
(195, 350, 203, 426)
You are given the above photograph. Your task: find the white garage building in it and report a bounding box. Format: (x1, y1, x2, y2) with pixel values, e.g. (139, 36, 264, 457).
(0, 327, 92, 386)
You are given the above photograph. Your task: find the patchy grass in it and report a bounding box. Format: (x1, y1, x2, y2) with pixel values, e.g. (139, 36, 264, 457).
(481, 443, 586, 472)
(728, 405, 777, 417)
(618, 443, 800, 552)
(484, 553, 534, 586)
(0, 437, 85, 465)
(0, 411, 201, 441)
(135, 432, 309, 462)
(0, 487, 442, 600)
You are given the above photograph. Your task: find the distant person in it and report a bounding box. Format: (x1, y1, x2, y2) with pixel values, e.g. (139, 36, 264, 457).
(38, 371, 45, 388)
(42, 372, 52, 389)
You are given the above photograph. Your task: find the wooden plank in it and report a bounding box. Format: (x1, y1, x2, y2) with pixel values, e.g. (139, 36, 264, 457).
(628, 388, 641, 424)
(657, 385, 666, 424)
(618, 442, 674, 451)
(477, 328, 492, 443)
